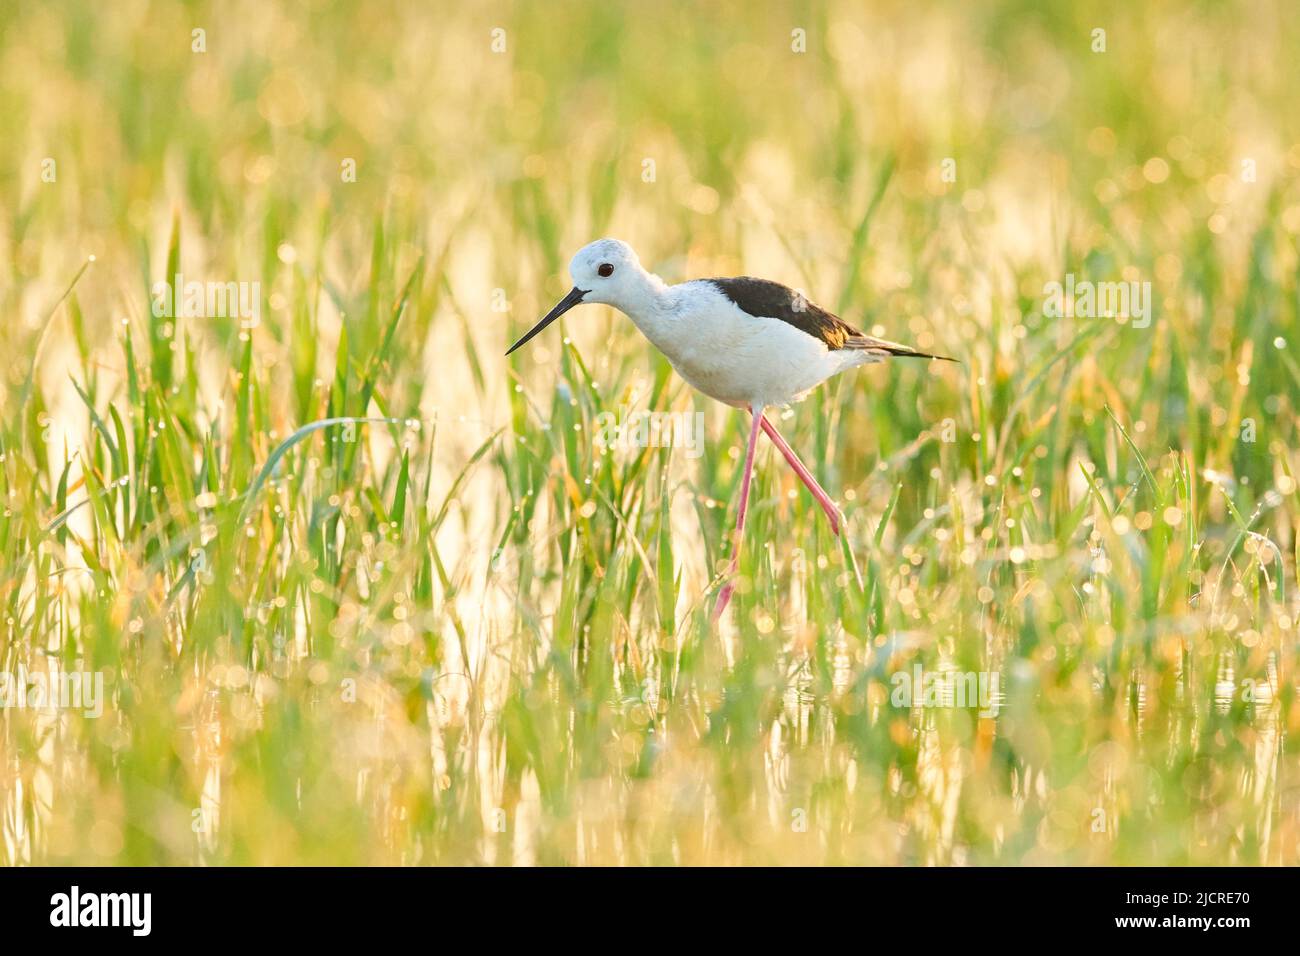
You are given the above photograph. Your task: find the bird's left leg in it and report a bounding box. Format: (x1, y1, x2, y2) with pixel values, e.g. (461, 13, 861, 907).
(712, 404, 765, 621)
(758, 415, 841, 536)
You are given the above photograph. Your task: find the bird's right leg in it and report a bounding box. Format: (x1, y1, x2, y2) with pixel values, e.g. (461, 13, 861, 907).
(712, 405, 766, 621)
(758, 415, 841, 536)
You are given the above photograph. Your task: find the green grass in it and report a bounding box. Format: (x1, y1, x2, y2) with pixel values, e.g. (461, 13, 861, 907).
(2, 0, 1299, 865)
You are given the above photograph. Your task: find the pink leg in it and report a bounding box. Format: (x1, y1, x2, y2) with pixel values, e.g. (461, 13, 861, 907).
(759, 416, 841, 536)
(712, 405, 766, 621)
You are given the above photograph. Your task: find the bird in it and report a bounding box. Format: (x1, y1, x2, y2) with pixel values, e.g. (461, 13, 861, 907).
(506, 238, 956, 621)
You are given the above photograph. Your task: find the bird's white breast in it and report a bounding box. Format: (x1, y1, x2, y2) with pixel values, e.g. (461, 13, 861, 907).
(621, 282, 873, 408)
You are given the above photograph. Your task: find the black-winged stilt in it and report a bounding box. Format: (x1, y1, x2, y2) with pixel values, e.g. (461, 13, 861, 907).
(507, 239, 956, 620)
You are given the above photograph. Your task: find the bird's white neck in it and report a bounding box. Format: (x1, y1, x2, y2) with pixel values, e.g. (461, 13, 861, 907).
(603, 268, 676, 336)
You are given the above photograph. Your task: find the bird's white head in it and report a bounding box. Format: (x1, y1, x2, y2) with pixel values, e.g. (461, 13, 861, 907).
(567, 238, 644, 306)
(506, 238, 660, 355)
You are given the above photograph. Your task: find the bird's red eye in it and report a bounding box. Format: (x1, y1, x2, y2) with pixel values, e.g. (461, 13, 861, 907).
(598, 263, 614, 277)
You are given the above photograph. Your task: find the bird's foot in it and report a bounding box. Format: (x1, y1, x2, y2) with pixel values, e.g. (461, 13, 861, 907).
(823, 502, 841, 536)
(711, 580, 736, 622)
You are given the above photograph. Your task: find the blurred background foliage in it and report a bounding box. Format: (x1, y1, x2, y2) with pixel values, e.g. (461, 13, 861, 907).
(1, 0, 1299, 864)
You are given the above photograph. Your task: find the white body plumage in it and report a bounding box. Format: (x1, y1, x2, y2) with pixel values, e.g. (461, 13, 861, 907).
(613, 277, 880, 408)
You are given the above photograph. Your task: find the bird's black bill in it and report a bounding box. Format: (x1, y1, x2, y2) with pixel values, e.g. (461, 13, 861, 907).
(505, 286, 587, 355)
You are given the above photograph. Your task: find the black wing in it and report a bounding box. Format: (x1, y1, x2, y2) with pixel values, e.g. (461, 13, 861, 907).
(707, 276, 956, 361)
(706, 277, 861, 349)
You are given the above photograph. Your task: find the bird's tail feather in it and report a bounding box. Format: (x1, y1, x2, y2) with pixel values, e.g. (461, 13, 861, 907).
(845, 335, 960, 363)
(887, 347, 960, 363)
